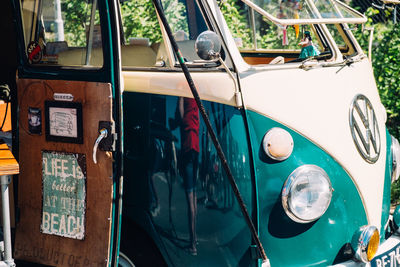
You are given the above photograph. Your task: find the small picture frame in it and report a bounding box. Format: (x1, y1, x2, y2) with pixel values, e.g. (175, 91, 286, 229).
(45, 101, 83, 144)
(28, 107, 42, 134)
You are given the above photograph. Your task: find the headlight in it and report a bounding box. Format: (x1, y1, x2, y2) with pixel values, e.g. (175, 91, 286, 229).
(391, 135, 400, 182)
(282, 165, 333, 223)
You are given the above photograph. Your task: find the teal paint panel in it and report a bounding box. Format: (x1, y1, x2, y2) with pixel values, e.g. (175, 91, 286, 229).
(41, 151, 87, 240)
(246, 110, 368, 266)
(381, 130, 393, 241)
(122, 92, 256, 267)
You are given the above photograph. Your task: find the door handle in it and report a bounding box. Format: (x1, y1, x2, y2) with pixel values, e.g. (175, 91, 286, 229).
(93, 128, 108, 164)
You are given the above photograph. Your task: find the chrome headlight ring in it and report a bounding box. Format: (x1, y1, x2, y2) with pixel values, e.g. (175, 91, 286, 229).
(282, 165, 333, 223)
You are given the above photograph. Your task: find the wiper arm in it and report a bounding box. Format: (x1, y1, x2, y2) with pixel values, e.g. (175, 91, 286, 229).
(299, 52, 364, 71)
(298, 51, 333, 70)
(343, 53, 363, 65)
(322, 53, 365, 73)
(299, 57, 319, 70)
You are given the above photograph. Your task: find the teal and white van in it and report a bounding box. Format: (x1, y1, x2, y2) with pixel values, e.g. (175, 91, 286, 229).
(7, 0, 400, 266)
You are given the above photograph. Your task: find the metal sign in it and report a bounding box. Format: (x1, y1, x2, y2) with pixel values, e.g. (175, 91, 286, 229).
(349, 94, 381, 163)
(41, 151, 86, 239)
(53, 93, 74, 102)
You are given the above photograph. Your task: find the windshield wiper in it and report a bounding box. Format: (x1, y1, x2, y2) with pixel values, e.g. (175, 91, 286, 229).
(342, 53, 364, 65)
(323, 53, 365, 72)
(298, 51, 333, 70)
(299, 57, 319, 70)
(296, 51, 362, 71)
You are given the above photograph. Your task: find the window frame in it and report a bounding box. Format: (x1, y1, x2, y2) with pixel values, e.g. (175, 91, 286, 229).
(20, 0, 106, 69)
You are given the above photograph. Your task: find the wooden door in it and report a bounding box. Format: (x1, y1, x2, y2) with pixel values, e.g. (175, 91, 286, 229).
(14, 79, 114, 267)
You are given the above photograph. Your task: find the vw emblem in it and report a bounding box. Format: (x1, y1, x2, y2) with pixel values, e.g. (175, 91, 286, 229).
(349, 94, 380, 163)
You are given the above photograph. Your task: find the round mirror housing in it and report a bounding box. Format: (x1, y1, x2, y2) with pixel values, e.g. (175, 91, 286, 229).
(195, 31, 221, 60)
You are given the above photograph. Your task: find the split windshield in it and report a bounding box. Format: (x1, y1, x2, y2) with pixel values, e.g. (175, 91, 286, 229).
(220, 0, 364, 65)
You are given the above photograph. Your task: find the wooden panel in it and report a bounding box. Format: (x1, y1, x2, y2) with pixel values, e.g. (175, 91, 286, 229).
(14, 79, 114, 267)
(243, 56, 298, 65)
(0, 144, 19, 175)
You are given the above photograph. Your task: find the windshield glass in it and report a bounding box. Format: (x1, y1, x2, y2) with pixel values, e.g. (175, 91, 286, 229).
(159, 0, 209, 63)
(119, 0, 168, 68)
(220, 0, 357, 65)
(240, 0, 366, 25)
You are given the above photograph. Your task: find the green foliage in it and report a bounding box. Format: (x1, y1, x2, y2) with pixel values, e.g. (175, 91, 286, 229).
(162, 0, 188, 34)
(120, 0, 162, 44)
(219, 0, 253, 48)
(61, 0, 92, 47)
(120, 0, 187, 45)
(60, 0, 186, 47)
(372, 26, 400, 138)
(257, 23, 301, 50)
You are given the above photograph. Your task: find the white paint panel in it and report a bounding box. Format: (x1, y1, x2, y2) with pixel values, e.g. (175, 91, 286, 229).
(241, 58, 388, 229)
(122, 71, 236, 106)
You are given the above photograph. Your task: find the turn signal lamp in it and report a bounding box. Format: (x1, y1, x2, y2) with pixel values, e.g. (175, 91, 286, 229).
(262, 128, 294, 161)
(367, 230, 380, 261)
(351, 225, 380, 262)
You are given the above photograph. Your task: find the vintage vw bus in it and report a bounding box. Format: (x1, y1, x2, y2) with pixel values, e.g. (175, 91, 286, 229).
(7, 0, 400, 266)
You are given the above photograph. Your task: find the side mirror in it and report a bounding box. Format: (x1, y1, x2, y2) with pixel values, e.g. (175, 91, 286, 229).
(195, 31, 221, 60)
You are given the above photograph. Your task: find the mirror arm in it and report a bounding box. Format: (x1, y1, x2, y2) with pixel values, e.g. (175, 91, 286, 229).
(217, 56, 242, 107)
